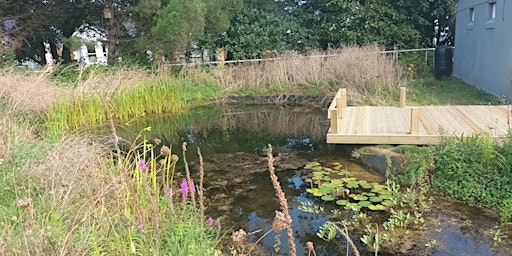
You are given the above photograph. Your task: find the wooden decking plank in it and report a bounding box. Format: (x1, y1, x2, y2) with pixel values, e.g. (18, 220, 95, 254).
(326, 101, 511, 145)
(418, 109, 437, 135)
(450, 106, 483, 133)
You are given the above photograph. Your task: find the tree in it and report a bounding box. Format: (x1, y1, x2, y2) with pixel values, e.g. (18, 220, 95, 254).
(224, 6, 317, 59)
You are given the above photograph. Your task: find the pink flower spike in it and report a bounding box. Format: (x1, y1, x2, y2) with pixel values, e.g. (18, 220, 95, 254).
(180, 179, 188, 199)
(138, 159, 147, 170)
(189, 179, 196, 193)
(207, 217, 213, 226)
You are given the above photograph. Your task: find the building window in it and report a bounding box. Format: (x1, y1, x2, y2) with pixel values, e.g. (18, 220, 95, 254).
(469, 8, 475, 22)
(488, 2, 496, 20)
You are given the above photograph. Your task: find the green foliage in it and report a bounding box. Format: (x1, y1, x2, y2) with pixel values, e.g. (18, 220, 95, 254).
(1, 50, 18, 67)
(45, 79, 221, 134)
(224, 6, 317, 59)
(431, 133, 512, 225)
(151, 0, 206, 56)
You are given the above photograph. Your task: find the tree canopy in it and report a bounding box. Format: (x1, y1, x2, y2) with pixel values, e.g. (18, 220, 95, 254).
(1, 0, 456, 63)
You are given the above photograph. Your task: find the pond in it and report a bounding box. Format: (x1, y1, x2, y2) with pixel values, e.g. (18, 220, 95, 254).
(105, 104, 510, 255)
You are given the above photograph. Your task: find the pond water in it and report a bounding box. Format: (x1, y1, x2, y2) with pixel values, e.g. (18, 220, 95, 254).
(107, 104, 510, 256)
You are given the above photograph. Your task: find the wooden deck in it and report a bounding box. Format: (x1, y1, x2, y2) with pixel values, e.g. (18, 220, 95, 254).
(327, 89, 512, 145)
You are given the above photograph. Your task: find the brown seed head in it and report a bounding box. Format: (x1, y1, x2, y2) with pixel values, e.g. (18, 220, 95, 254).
(272, 211, 289, 231)
(306, 241, 314, 251)
(231, 229, 247, 246)
(171, 154, 179, 163)
(154, 138, 161, 145)
(160, 145, 170, 156)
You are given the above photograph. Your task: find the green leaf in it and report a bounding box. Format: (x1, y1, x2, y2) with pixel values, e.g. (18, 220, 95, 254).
(370, 197, 383, 203)
(321, 195, 335, 201)
(336, 200, 348, 206)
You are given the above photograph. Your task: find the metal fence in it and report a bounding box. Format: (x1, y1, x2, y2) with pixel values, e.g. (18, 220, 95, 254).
(168, 47, 436, 68)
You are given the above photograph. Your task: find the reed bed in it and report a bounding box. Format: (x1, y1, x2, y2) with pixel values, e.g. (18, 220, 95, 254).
(202, 45, 405, 105)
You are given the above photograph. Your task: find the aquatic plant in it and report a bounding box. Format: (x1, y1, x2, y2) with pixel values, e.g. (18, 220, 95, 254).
(305, 162, 395, 211)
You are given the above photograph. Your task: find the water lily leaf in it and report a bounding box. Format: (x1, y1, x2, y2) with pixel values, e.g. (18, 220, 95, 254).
(374, 204, 385, 210)
(324, 167, 333, 172)
(346, 203, 362, 211)
(341, 177, 356, 182)
(381, 200, 395, 206)
(359, 181, 373, 189)
(368, 204, 385, 210)
(321, 195, 335, 201)
(379, 194, 392, 200)
(331, 179, 344, 186)
(373, 184, 387, 190)
(319, 183, 335, 193)
(362, 192, 376, 197)
(358, 201, 372, 207)
(304, 162, 320, 169)
(312, 166, 323, 171)
(370, 197, 383, 203)
(332, 162, 342, 166)
(306, 188, 323, 197)
(336, 200, 348, 206)
(378, 190, 392, 196)
(346, 180, 359, 188)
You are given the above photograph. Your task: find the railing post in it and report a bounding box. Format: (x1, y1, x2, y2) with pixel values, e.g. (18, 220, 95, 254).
(330, 109, 338, 134)
(341, 88, 347, 109)
(400, 87, 407, 107)
(410, 107, 419, 135)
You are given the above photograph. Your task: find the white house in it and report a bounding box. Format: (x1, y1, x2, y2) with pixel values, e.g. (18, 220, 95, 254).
(453, 0, 512, 100)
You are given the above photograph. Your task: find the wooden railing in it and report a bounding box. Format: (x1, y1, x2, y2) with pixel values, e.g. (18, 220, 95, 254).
(328, 87, 421, 135)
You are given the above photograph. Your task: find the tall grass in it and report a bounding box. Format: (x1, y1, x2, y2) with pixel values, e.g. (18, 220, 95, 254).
(202, 45, 405, 105)
(0, 129, 221, 255)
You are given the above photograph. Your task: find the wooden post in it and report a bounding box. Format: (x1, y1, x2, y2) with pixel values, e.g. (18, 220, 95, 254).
(341, 88, 347, 109)
(400, 87, 407, 107)
(410, 107, 419, 135)
(336, 97, 343, 119)
(330, 109, 338, 134)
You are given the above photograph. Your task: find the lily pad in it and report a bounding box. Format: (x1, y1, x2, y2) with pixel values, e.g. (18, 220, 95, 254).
(362, 192, 376, 197)
(379, 194, 392, 200)
(305, 162, 321, 168)
(381, 200, 395, 206)
(359, 181, 373, 189)
(321, 195, 335, 201)
(306, 188, 323, 197)
(346, 202, 362, 211)
(358, 201, 373, 207)
(346, 180, 360, 188)
(336, 200, 348, 206)
(368, 204, 385, 211)
(378, 190, 392, 196)
(369, 197, 383, 203)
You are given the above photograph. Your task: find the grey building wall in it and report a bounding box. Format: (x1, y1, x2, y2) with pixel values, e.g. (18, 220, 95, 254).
(453, 0, 512, 99)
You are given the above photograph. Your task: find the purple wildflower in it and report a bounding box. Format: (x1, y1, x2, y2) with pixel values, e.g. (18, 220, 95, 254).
(138, 159, 147, 170)
(207, 217, 214, 226)
(188, 179, 196, 193)
(138, 224, 145, 233)
(181, 179, 188, 199)
(164, 186, 170, 195)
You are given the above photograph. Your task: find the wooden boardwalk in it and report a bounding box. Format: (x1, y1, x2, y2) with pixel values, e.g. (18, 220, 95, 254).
(327, 89, 512, 145)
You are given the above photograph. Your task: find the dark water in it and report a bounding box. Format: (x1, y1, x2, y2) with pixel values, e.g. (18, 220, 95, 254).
(108, 105, 510, 256)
